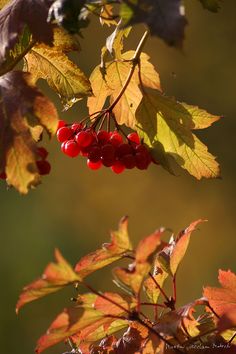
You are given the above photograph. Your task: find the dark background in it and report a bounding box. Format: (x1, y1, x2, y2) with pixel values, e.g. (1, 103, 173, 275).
(0, 1, 236, 353)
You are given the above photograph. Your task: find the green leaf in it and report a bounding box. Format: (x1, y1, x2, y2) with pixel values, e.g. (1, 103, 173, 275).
(88, 51, 161, 128)
(24, 34, 91, 109)
(0, 71, 58, 194)
(198, 0, 222, 12)
(75, 216, 133, 278)
(16, 249, 81, 313)
(136, 91, 221, 179)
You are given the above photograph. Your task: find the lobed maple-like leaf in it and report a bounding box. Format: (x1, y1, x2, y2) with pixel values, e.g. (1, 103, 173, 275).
(120, 0, 187, 47)
(204, 270, 236, 317)
(0, 71, 58, 193)
(25, 35, 92, 109)
(75, 216, 132, 279)
(88, 50, 161, 128)
(198, 0, 222, 12)
(136, 91, 221, 179)
(113, 229, 164, 295)
(0, 0, 54, 68)
(100, 3, 117, 27)
(16, 249, 80, 313)
(36, 292, 135, 353)
(158, 220, 206, 277)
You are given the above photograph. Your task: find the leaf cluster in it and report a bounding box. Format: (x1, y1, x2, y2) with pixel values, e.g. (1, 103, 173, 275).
(17, 217, 236, 353)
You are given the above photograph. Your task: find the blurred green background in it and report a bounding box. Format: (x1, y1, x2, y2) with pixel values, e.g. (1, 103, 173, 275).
(0, 1, 236, 353)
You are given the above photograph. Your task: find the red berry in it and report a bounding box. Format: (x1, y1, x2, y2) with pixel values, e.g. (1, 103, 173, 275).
(87, 159, 102, 170)
(37, 147, 48, 160)
(97, 130, 110, 144)
(135, 144, 149, 154)
(88, 146, 101, 162)
(121, 154, 136, 169)
(0, 171, 6, 179)
(109, 131, 123, 146)
(57, 120, 66, 129)
(61, 141, 67, 154)
(127, 132, 140, 145)
(111, 161, 125, 174)
(64, 140, 80, 157)
(71, 122, 84, 132)
(101, 144, 116, 166)
(36, 160, 51, 175)
(116, 143, 133, 158)
(75, 130, 94, 148)
(135, 152, 149, 170)
(57, 126, 72, 142)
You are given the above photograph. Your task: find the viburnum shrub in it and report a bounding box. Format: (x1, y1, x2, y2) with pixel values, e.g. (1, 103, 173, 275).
(17, 217, 236, 353)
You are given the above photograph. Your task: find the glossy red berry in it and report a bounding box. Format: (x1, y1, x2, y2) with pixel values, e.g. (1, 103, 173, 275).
(71, 122, 84, 132)
(37, 147, 48, 160)
(135, 152, 149, 170)
(127, 132, 140, 145)
(64, 140, 80, 157)
(75, 130, 94, 148)
(87, 159, 102, 170)
(36, 160, 51, 175)
(116, 143, 133, 158)
(61, 141, 67, 154)
(111, 161, 125, 174)
(97, 130, 110, 144)
(57, 126, 72, 142)
(109, 131, 123, 146)
(88, 146, 101, 162)
(121, 154, 136, 169)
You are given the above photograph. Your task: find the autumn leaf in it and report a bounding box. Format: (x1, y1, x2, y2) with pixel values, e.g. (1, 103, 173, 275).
(0, 0, 53, 67)
(120, 0, 187, 46)
(88, 50, 161, 128)
(204, 270, 236, 317)
(113, 229, 164, 295)
(0, 71, 58, 193)
(16, 249, 80, 313)
(199, 0, 222, 12)
(158, 220, 206, 277)
(74, 216, 132, 278)
(144, 259, 169, 304)
(36, 292, 135, 353)
(136, 91, 220, 179)
(25, 46, 92, 109)
(100, 4, 117, 27)
(0, 0, 9, 10)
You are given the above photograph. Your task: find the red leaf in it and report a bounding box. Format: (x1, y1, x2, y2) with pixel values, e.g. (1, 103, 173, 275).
(75, 216, 132, 278)
(204, 269, 236, 317)
(16, 249, 80, 313)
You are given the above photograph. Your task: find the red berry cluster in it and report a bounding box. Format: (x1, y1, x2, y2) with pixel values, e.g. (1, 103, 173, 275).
(56, 120, 154, 174)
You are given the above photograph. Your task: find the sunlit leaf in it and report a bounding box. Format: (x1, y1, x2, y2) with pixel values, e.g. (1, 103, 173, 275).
(144, 260, 169, 303)
(88, 51, 161, 128)
(136, 91, 220, 179)
(25, 46, 92, 109)
(16, 249, 80, 313)
(75, 216, 132, 278)
(36, 292, 135, 353)
(100, 4, 117, 26)
(158, 220, 206, 276)
(113, 229, 164, 295)
(204, 270, 236, 317)
(0, 71, 58, 193)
